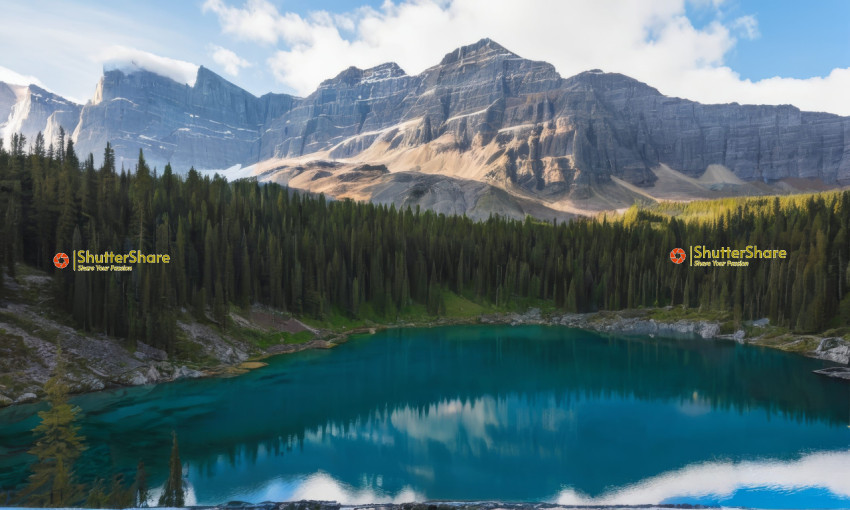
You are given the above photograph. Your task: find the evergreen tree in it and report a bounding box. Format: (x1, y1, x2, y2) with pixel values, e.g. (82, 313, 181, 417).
(2, 135, 850, 341)
(133, 460, 149, 507)
(158, 432, 185, 507)
(20, 348, 86, 507)
(106, 473, 132, 508)
(84, 479, 107, 509)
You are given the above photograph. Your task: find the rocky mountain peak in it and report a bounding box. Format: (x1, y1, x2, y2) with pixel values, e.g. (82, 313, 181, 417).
(439, 38, 518, 66)
(195, 65, 226, 87)
(362, 62, 407, 82)
(320, 62, 408, 89)
(567, 70, 662, 96)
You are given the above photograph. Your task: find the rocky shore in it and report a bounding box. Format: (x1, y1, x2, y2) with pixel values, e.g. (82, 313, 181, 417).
(479, 307, 850, 379)
(4, 274, 850, 407)
(0, 269, 332, 406)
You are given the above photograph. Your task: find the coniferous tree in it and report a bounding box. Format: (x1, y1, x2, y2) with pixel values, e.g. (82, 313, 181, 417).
(133, 460, 149, 507)
(158, 432, 185, 507)
(3, 137, 850, 340)
(106, 473, 132, 508)
(84, 479, 107, 509)
(20, 348, 86, 507)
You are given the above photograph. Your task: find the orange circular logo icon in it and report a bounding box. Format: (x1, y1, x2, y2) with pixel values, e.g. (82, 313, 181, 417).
(53, 252, 69, 269)
(670, 248, 686, 264)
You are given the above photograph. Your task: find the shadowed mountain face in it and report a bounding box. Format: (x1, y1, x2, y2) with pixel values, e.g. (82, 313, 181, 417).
(2, 38, 849, 216)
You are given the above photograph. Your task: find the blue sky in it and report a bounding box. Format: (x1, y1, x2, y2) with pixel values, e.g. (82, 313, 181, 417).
(0, 0, 848, 115)
(686, 0, 850, 80)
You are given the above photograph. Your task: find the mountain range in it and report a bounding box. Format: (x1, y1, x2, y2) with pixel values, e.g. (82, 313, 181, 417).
(2, 38, 849, 220)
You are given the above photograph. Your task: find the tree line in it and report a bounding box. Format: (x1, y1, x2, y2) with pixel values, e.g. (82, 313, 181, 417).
(1, 130, 849, 357)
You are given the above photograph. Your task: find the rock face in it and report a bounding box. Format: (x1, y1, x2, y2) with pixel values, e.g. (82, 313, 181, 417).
(552, 313, 721, 339)
(72, 66, 295, 171)
(0, 272, 254, 406)
(254, 39, 850, 193)
(813, 337, 850, 364)
(0, 83, 81, 150)
(574, 71, 850, 184)
(3, 38, 850, 207)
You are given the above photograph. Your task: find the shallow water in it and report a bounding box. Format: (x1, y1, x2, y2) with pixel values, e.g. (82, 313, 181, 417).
(1, 325, 849, 507)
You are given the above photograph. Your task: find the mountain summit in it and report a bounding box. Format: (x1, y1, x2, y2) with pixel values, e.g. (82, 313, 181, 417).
(439, 38, 519, 65)
(1, 39, 849, 218)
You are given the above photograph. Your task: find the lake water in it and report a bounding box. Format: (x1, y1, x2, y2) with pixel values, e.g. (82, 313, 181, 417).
(1, 325, 849, 508)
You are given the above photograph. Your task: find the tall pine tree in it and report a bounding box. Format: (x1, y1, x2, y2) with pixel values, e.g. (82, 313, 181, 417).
(20, 348, 86, 507)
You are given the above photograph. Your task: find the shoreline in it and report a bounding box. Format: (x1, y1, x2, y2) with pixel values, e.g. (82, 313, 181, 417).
(239, 307, 850, 380)
(304, 307, 850, 379)
(3, 306, 849, 409)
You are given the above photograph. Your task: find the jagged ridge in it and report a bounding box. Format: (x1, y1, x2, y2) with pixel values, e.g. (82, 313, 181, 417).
(1, 38, 848, 210)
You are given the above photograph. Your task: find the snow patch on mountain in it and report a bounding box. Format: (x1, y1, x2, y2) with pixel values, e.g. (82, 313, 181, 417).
(198, 163, 257, 181)
(101, 46, 200, 86)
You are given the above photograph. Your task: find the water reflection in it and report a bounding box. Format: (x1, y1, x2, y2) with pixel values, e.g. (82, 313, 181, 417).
(556, 449, 850, 507)
(191, 449, 850, 507)
(0, 325, 848, 506)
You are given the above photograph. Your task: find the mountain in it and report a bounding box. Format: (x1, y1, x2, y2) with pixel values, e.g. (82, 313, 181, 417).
(72, 66, 295, 171)
(0, 82, 80, 151)
(2, 38, 849, 218)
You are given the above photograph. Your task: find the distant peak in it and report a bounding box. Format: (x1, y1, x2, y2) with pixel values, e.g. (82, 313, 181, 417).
(362, 62, 406, 81)
(194, 65, 231, 85)
(439, 38, 518, 66)
(322, 66, 365, 87)
(321, 62, 407, 88)
(569, 70, 661, 95)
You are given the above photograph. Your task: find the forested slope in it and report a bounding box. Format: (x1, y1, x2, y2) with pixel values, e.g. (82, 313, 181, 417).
(1, 131, 849, 359)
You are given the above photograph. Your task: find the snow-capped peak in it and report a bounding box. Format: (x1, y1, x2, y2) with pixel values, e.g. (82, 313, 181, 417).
(101, 46, 200, 86)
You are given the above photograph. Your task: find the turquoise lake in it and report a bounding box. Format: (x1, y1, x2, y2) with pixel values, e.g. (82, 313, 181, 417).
(1, 325, 850, 507)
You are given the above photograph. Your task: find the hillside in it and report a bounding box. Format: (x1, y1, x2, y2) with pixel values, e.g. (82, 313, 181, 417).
(4, 142, 850, 404)
(0, 262, 331, 406)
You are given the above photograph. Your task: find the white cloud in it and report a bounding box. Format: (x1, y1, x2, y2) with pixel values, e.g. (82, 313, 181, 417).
(98, 45, 200, 86)
(202, 0, 284, 45)
(210, 45, 252, 77)
(732, 15, 759, 40)
(205, 0, 850, 116)
(0, 65, 45, 88)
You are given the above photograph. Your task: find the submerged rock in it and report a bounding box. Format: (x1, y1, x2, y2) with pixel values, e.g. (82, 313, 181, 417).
(814, 366, 850, 380)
